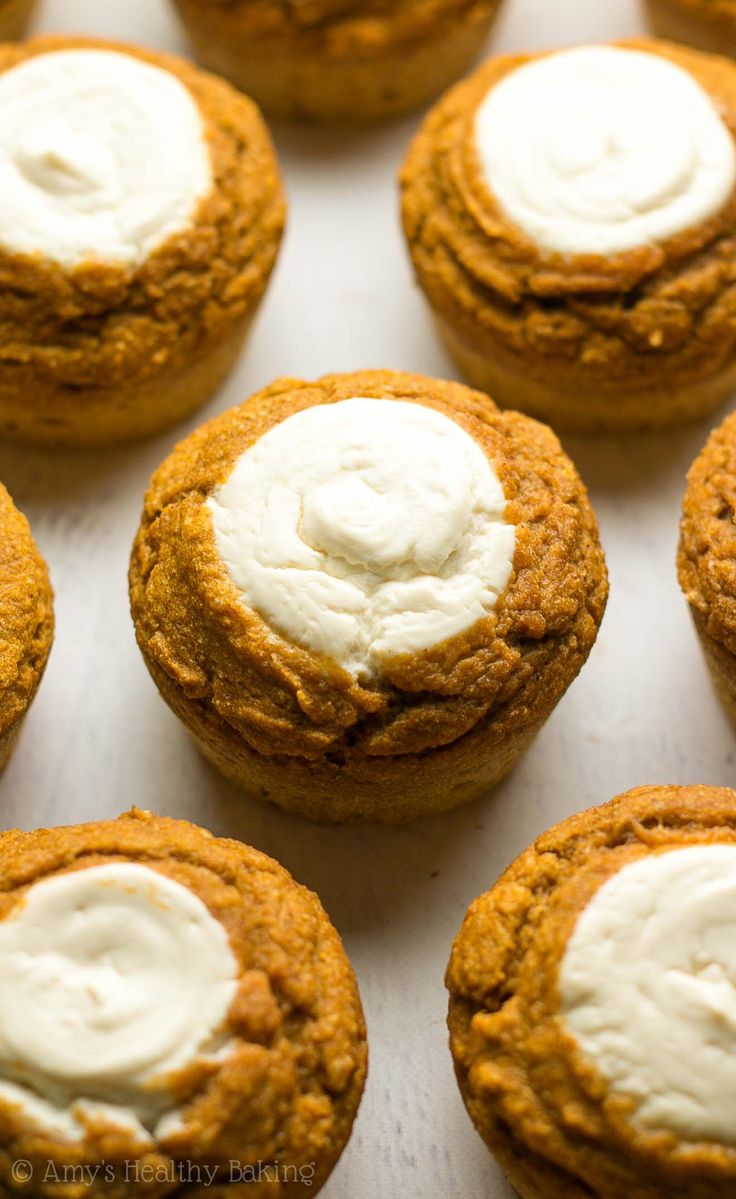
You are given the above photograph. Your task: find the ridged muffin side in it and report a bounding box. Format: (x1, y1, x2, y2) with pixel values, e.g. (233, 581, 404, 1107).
(679, 408, 736, 718)
(0, 0, 36, 41)
(646, 0, 736, 57)
(171, 0, 502, 122)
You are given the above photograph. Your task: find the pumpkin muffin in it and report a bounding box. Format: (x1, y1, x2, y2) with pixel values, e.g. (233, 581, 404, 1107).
(448, 783, 736, 1199)
(678, 408, 736, 720)
(0, 0, 36, 41)
(646, 0, 736, 58)
(129, 369, 607, 823)
(0, 809, 367, 1197)
(0, 36, 285, 448)
(401, 39, 736, 434)
(0, 483, 53, 772)
(170, 0, 503, 124)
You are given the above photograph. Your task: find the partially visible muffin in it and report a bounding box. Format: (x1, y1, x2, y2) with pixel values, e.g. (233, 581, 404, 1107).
(401, 39, 736, 433)
(0, 809, 367, 1197)
(679, 408, 736, 719)
(130, 369, 607, 823)
(0, 36, 285, 447)
(0, 0, 36, 41)
(0, 482, 53, 771)
(646, 0, 736, 58)
(171, 0, 503, 123)
(448, 784, 736, 1199)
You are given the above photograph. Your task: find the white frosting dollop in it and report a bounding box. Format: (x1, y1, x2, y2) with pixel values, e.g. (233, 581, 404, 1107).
(560, 845, 736, 1144)
(207, 398, 516, 679)
(0, 863, 238, 1142)
(475, 46, 736, 256)
(0, 49, 212, 268)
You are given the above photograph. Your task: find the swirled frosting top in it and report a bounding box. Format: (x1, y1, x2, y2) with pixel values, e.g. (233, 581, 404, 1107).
(207, 398, 516, 678)
(0, 49, 212, 268)
(475, 46, 736, 256)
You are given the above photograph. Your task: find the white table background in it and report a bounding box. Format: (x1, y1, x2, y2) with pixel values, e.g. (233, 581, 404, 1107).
(2, 1, 733, 1196)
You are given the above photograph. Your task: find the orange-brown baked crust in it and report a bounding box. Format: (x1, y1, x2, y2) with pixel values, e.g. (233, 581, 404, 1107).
(173, 0, 501, 54)
(0, 36, 285, 401)
(447, 784, 736, 1199)
(129, 370, 607, 773)
(661, 0, 736, 25)
(646, 1, 736, 68)
(401, 38, 736, 395)
(0, 810, 367, 1198)
(0, 0, 35, 40)
(679, 409, 736, 653)
(0, 483, 53, 755)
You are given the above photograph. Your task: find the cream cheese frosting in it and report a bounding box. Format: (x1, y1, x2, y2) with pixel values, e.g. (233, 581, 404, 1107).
(474, 45, 736, 257)
(207, 398, 516, 679)
(0, 863, 238, 1142)
(560, 845, 736, 1144)
(0, 49, 212, 268)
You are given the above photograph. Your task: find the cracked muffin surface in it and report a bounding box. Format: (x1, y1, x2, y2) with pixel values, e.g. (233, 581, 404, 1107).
(171, 0, 501, 122)
(0, 809, 366, 1198)
(129, 369, 607, 822)
(447, 784, 736, 1199)
(0, 36, 285, 447)
(401, 38, 736, 432)
(0, 483, 53, 772)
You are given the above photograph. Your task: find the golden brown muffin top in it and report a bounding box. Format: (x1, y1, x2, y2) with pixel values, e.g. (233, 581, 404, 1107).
(129, 370, 607, 762)
(0, 809, 366, 1197)
(0, 36, 285, 397)
(447, 784, 736, 1198)
(679, 409, 736, 652)
(174, 0, 499, 52)
(0, 483, 53, 740)
(401, 38, 736, 390)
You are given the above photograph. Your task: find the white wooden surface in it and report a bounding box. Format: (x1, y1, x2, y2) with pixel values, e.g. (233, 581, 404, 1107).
(2, 1, 733, 1196)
